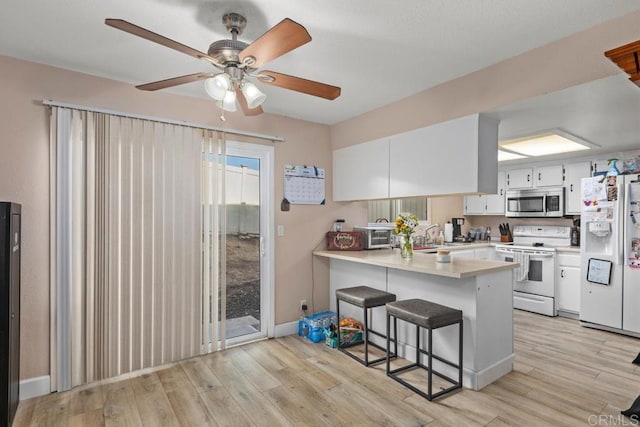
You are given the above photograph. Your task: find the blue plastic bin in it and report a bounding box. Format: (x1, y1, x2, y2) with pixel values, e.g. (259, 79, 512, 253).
(298, 311, 338, 343)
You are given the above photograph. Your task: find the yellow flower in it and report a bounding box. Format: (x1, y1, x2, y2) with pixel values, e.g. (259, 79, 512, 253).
(395, 213, 419, 237)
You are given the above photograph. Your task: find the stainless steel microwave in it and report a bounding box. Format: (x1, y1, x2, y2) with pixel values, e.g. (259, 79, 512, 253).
(505, 187, 565, 218)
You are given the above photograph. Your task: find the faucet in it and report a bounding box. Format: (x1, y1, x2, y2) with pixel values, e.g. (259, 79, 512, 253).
(423, 223, 439, 243)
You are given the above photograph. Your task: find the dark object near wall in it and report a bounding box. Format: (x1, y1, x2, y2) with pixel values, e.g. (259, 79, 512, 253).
(621, 394, 640, 420)
(633, 352, 640, 365)
(0, 202, 21, 426)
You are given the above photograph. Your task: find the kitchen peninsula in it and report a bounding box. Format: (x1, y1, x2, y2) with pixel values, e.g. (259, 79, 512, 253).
(314, 248, 518, 390)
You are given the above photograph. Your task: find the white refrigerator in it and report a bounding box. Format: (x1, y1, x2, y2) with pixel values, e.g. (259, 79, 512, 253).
(580, 174, 640, 333)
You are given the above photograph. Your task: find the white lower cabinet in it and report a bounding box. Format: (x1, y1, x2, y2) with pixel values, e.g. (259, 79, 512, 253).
(474, 247, 494, 260)
(556, 253, 580, 316)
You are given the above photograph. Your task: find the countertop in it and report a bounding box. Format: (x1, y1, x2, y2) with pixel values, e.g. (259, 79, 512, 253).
(556, 246, 581, 253)
(421, 241, 581, 254)
(313, 248, 517, 279)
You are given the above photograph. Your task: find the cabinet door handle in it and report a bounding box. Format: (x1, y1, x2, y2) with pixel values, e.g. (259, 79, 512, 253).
(560, 269, 565, 278)
(570, 184, 574, 192)
(538, 172, 542, 181)
(527, 174, 530, 182)
(500, 189, 503, 196)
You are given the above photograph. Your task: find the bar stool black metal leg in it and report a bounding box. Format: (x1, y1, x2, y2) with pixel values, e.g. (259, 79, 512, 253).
(393, 316, 398, 360)
(363, 306, 369, 365)
(428, 327, 433, 400)
(386, 312, 391, 374)
(459, 320, 463, 386)
(336, 296, 341, 350)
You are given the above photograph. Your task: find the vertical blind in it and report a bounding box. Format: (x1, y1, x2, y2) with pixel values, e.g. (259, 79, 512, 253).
(50, 107, 222, 390)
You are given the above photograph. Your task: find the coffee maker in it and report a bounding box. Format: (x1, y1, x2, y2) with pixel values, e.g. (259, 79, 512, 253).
(452, 217, 465, 241)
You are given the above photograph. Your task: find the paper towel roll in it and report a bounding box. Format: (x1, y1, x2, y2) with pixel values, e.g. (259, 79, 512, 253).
(444, 223, 453, 242)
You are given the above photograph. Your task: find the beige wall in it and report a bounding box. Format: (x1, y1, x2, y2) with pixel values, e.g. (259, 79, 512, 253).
(0, 54, 366, 380)
(330, 10, 640, 150)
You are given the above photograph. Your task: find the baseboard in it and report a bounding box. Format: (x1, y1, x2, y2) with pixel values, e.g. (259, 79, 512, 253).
(274, 320, 298, 337)
(20, 375, 51, 400)
(473, 353, 515, 390)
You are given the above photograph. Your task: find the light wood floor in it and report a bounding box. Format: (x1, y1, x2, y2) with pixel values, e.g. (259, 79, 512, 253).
(14, 310, 640, 426)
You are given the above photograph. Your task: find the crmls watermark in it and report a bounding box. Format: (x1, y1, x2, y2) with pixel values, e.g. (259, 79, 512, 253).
(588, 414, 639, 426)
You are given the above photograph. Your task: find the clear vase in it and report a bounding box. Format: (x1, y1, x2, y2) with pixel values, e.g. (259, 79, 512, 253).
(400, 235, 414, 259)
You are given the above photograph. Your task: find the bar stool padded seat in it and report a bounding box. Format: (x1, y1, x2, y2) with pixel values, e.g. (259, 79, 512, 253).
(336, 286, 396, 308)
(386, 299, 462, 329)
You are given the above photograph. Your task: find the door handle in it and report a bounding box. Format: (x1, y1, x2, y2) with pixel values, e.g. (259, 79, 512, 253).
(527, 174, 530, 182)
(570, 184, 573, 192)
(561, 269, 565, 278)
(538, 172, 541, 181)
(260, 237, 266, 257)
(500, 189, 503, 196)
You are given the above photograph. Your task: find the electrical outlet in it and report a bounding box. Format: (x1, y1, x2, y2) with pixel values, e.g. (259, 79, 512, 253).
(300, 299, 308, 311)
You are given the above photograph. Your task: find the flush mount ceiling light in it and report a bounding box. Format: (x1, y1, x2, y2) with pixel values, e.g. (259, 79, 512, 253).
(497, 150, 527, 162)
(498, 129, 598, 161)
(105, 13, 341, 116)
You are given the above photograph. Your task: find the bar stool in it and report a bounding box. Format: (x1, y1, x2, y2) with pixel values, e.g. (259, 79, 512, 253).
(385, 298, 463, 401)
(336, 286, 397, 366)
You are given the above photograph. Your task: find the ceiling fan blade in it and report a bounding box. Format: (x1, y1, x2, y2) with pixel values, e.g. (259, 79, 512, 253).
(105, 19, 221, 66)
(136, 72, 214, 91)
(258, 71, 341, 100)
(237, 92, 264, 116)
(239, 18, 311, 68)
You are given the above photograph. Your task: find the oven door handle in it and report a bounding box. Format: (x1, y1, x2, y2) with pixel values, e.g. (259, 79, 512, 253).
(496, 248, 554, 257)
(496, 248, 515, 255)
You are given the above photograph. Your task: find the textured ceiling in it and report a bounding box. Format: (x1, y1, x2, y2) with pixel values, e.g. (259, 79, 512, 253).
(1, 0, 640, 124)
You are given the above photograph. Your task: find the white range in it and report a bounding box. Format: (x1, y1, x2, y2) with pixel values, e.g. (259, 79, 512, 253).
(495, 225, 572, 316)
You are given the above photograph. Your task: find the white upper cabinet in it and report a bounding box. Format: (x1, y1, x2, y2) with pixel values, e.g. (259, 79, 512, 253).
(464, 170, 506, 215)
(389, 114, 499, 198)
(564, 161, 591, 215)
(463, 195, 485, 215)
(507, 165, 563, 189)
(535, 164, 564, 187)
(506, 168, 533, 189)
(485, 170, 506, 214)
(333, 138, 390, 201)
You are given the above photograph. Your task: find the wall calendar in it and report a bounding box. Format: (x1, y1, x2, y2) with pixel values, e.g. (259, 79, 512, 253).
(284, 165, 325, 205)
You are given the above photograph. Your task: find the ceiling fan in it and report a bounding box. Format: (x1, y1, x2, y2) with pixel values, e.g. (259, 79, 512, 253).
(105, 13, 341, 116)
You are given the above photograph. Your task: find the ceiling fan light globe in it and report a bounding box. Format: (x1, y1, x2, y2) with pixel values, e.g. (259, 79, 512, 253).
(241, 82, 267, 109)
(204, 74, 231, 100)
(216, 90, 237, 112)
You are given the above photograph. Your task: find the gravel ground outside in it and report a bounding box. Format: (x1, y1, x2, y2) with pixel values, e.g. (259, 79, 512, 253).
(225, 234, 260, 320)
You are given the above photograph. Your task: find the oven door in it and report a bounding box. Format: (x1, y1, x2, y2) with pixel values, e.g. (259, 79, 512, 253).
(495, 248, 556, 297)
(496, 247, 557, 316)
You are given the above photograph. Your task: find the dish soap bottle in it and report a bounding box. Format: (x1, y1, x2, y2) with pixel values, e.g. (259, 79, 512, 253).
(437, 230, 445, 245)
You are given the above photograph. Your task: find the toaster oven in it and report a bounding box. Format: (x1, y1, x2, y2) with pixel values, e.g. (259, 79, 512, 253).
(354, 226, 394, 249)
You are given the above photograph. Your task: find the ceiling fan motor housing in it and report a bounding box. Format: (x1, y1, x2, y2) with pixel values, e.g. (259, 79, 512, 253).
(207, 39, 248, 66)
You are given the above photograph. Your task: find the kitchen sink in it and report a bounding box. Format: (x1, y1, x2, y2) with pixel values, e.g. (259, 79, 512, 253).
(414, 242, 474, 251)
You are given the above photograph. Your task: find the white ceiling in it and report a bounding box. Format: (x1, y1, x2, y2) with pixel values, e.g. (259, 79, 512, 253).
(486, 75, 640, 164)
(2, 1, 640, 125)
